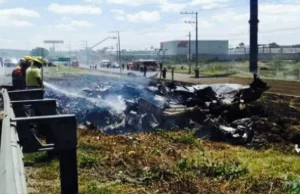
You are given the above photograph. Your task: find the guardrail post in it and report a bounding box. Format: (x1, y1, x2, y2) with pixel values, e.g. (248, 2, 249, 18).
(59, 148, 78, 194)
(171, 67, 174, 82)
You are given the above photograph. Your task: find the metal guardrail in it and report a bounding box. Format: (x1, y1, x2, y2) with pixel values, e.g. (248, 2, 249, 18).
(0, 89, 27, 194)
(0, 88, 78, 194)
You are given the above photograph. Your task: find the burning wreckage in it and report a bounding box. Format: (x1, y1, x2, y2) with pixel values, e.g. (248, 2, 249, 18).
(45, 75, 269, 145)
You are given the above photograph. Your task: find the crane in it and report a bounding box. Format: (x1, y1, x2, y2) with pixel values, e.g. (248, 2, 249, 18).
(90, 37, 117, 50)
(85, 37, 117, 65)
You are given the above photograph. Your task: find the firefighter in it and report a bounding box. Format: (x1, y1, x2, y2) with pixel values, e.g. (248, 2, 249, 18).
(195, 66, 200, 78)
(12, 58, 30, 90)
(26, 57, 44, 88)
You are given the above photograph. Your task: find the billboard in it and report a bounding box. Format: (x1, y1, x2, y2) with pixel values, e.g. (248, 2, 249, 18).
(44, 40, 64, 44)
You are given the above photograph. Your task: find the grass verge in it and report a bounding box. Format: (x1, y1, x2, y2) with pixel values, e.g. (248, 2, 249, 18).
(25, 128, 300, 194)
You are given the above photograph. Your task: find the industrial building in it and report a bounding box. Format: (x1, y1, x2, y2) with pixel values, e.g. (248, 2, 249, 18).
(160, 40, 229, 56)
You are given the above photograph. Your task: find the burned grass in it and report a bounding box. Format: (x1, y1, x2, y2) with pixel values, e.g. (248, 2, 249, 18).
(25, 93, 300, 194)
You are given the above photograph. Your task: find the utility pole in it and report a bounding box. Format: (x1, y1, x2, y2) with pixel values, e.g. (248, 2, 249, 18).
(118, 31, 121, 69)
(188, 31, 191, 74)
(69, 39, 72, 59)
(116, 42, 119, 66)
(181, 11, 199, 68)
(249, 0, 259, 75)
(121, 49, 126, 64)
(109, 31, 121, 73)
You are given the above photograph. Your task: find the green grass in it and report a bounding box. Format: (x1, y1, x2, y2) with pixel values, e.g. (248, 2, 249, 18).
(45, 65, 88, 77)
(173, 68, 190, 74)
(24, 128, 300, 193)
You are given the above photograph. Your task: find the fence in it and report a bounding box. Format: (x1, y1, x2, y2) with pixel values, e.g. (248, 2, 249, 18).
(0, 87, 78, 194)
(0, 89, 27, 194)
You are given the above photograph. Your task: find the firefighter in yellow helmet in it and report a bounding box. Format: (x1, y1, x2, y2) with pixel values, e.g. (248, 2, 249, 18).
(26, 57, 44, 88)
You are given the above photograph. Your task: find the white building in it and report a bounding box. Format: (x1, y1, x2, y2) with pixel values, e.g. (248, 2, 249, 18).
(160, 40, 229, 56)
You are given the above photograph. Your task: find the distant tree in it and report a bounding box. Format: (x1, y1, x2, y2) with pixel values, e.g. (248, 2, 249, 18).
(269, 42, 280, 48)
(239, 42, 245, 48)
(30, 47, 49, 57)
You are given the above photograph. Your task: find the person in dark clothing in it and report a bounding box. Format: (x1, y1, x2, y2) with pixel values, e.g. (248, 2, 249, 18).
(122, 63, 125, 70)
(126, 64, 130, 70)
(162, 67, 167, 79)
(12, 58, 30, 90)
(195, 66, 200, 78)
(143, 65, 147, 77)
(159, 62, 163, 71)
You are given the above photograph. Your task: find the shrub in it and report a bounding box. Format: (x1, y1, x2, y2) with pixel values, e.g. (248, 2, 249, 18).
(78, 154, 98, 169)
(286, 176, 300, 194)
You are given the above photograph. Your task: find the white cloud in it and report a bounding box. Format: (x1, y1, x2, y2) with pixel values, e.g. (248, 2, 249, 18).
(0, 8, 40, 19)
(115, 15, 126, 21)
(260, 3, 300, 15)
(160, 2, 186, 13)
(0, 8, 40, 27)
(110, 9, 125, 15)
(0, 20, 33, 27)
(0, 38, 15, 44)
(117, 1, 300, 49)
(48, 4, 102, 15)
(110, 9, 126, 20)
(127, 11, 161, 23)
(106, 0, 161, 6)
(111, 9, 161, 23)
(83, 0, 103, 4)
(61, 16, 72, 22)
(0, 0, 6, 3)
(107, 0, 187, 13)
(190, 0, 231, 9)
(211, 11, 248, 22)
(55, 20, 93, 31)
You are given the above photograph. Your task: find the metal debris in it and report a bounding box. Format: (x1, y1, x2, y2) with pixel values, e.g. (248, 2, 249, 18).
(44, 74, 270, 144)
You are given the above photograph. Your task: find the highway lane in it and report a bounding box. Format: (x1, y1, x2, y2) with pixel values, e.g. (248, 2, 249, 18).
(0, 66, 13, 86)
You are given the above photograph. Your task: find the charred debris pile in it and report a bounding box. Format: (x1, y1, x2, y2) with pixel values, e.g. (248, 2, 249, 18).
(45, 75, 269, 145)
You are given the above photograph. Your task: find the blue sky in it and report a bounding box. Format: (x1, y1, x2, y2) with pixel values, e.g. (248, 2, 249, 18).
(0, 0, 300, 51)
